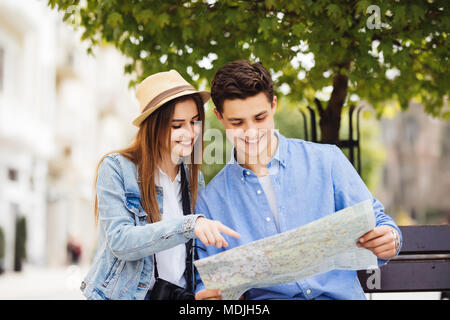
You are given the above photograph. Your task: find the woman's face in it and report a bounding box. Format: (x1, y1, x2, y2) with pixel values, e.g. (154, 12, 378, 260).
(170, 98, 202, 162)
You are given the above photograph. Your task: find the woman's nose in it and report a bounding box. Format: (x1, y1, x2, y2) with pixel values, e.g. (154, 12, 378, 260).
(180, 125, 194, 140)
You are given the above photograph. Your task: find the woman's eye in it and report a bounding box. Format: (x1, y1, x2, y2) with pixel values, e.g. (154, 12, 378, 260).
(231, 122, 242, 126)
(256, 117, 267, 122)
(172, 125, 182, 129)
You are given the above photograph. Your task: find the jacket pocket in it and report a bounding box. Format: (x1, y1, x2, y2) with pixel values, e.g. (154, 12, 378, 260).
(125, 192, 147, 224)
(102, 257, 121, 288)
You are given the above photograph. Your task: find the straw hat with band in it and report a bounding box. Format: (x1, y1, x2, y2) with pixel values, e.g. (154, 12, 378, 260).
(133, 70, 210, 127)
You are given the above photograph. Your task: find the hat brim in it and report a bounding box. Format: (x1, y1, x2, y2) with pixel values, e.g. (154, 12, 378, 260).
(132, 90, 211, 127)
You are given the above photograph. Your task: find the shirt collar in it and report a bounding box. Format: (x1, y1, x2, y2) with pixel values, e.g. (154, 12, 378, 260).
(270, 130, 286, 167)
(228, 130, 287, 178)
(158, 166, 182, 183)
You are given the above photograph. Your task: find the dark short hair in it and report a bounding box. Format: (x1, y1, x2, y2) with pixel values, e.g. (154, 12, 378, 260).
(211, 60, 273, 113)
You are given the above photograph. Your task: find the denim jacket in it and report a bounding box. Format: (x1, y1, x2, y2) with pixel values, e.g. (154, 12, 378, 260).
(80, 153, 205, 300)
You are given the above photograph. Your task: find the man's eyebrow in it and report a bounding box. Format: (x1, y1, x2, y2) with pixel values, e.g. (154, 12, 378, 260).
(227, 117, 244, 121)
(227, 111, 268, 121)
(255, 111, 268, 117)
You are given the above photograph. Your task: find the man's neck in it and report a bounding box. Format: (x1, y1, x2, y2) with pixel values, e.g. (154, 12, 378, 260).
(236, 132, 278, 177)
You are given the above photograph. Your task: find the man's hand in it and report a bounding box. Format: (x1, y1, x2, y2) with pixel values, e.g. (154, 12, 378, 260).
(195, 289, 222, 300)
(358, 226, 399, 260)
(194, 217, 240, 248)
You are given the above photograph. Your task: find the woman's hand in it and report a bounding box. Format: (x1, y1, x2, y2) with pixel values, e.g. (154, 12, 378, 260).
(194, 217, 240, 248)
(357, 226, 399, 259)
(195, 289, 222, 300)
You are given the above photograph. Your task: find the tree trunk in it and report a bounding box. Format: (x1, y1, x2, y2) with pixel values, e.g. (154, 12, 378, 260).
(318, 70, 349, 145)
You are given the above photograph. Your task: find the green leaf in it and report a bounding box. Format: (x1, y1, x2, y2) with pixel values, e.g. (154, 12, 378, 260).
(157, 13, 170, 28)
(134, 9, 153, 24)
(106, 12, 123, 27)
(326, 4, 341, 19)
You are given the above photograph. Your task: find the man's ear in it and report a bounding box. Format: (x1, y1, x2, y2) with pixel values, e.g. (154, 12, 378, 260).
(214, 108, 224, 121)
(271, 96, 278, 113)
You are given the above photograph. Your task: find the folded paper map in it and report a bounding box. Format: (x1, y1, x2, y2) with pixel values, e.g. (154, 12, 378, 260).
(194, 199, 378, 299)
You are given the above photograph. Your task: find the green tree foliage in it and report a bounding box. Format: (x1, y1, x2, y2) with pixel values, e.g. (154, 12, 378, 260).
(48, 0, 449, 144)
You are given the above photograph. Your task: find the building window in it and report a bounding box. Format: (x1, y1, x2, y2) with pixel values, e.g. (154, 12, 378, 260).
(10, 202, 20, 216)
(404, 116, 419, 148)
(442, 125, 450, 156)
(0, 46, 4, 92)
(382, 166, 389, 187)
(8, 168, 18, 181)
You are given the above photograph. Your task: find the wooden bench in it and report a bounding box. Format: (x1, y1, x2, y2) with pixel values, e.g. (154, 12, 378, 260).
(357, 225, 450, 298)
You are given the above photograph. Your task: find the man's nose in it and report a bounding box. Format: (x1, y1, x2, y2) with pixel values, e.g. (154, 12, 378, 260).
(244, 127, 259, 139)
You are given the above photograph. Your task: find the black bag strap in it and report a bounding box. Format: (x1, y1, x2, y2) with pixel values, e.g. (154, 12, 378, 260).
(180, 164, 195, 292)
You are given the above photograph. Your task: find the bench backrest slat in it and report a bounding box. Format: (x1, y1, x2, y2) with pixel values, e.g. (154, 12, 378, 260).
(359, 224, 450, 293)
(398, 225, 450, 255)
(358, 260, 450, 292)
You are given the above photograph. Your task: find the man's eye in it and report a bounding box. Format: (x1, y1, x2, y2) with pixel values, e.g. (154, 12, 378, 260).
(231, 122, 242, 126)
(256, 117, 267, 122)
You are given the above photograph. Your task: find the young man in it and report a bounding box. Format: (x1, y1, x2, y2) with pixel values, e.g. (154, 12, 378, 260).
(194, 60, 402, 300)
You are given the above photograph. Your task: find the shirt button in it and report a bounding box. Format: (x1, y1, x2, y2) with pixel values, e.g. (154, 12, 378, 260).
(246, 171, 251, 175)
(266, 217, 271, 222)
(306, 289, 311, 295)
(257, 190, 262, 194)
(241, 177, 244, 181)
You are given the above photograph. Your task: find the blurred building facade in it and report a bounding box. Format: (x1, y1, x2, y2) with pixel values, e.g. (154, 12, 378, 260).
(376, 102, 450, 225)
(0, 0, 137, 271)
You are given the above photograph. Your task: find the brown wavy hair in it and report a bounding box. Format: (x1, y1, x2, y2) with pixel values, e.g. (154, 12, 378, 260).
(211, 60, 273, 114)
(93, 93, 205, 224)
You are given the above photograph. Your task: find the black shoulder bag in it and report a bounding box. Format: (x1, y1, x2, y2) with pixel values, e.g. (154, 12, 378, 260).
(149, 164, 195, 300)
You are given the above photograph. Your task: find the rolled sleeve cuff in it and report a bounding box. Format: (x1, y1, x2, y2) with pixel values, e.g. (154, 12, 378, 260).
(183, 214, 204, 240)
(377, 224, 403, 267)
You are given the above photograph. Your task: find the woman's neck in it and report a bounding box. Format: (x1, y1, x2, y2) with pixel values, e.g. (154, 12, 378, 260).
(159, 154, 180, 182)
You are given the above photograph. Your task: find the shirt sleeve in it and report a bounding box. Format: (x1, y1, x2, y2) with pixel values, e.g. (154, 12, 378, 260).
(330, 146, 403, 266)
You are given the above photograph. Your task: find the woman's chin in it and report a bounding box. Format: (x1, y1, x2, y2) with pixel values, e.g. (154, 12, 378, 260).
(171, 147, 193, 162)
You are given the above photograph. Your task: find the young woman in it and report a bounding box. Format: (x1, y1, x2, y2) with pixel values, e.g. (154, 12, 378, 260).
(80, 70, 239, 300)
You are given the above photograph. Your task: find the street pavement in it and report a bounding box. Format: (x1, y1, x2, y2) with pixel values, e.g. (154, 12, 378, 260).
(0, 264, 89, 300)
(0, 264, 442, 300)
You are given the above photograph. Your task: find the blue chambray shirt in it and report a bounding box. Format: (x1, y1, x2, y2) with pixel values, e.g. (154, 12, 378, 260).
(194, 132, 402, 300)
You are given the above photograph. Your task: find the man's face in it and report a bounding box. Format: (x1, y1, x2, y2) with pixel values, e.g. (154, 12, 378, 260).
(215, 92, 277, 162)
